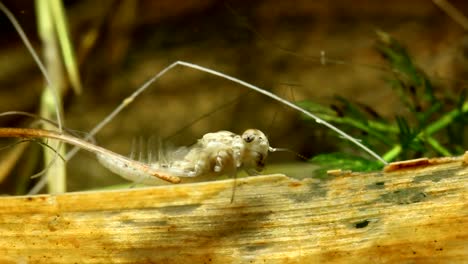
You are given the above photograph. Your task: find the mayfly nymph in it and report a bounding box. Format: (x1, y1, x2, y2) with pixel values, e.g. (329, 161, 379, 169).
(97, 129, 280, 185)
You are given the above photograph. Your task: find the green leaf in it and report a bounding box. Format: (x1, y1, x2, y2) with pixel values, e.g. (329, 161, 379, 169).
(375, 30, 436, 113)
(334, 96, 368, 122)
(298, 98, 397, 146)
(395, 116, 424, 153)
(296, 100, 336, 119)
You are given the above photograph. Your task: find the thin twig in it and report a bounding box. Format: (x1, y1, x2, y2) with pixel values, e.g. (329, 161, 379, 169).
(0, 128, 181, 184)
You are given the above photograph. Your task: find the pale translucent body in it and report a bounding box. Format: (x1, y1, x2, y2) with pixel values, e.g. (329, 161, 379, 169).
(97, 129, 272, 184)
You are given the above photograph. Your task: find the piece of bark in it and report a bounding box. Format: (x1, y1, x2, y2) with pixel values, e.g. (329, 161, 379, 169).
(0, 156, 466, 263)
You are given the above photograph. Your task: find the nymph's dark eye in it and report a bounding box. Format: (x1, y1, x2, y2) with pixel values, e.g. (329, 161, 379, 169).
(244, 134, 255, 143)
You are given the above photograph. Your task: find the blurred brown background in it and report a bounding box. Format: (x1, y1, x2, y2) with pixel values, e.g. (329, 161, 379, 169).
(0, 0, 466, 192)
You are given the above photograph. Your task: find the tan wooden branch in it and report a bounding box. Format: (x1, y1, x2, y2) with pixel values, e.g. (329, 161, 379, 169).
(0, 154, 467, 263)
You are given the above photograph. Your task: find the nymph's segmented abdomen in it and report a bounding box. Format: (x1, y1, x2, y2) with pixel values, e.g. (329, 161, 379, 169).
(96, 153, 164, 185)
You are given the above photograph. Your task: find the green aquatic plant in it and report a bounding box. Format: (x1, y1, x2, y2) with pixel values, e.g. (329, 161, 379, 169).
(299, 31, 467, 175)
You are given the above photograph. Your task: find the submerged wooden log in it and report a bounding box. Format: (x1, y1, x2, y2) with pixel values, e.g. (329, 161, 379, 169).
(0, 155, 467, 263)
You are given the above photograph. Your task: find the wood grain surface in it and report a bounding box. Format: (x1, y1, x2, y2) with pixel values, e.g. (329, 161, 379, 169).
(0, 156, 466, 263)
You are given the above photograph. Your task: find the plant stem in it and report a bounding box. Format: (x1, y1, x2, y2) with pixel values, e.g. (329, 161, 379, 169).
(49, 0, 82, 94)
(383, 101, 468, 161)
(426, 136, 452, 156)
(36, 0, 67, 194)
